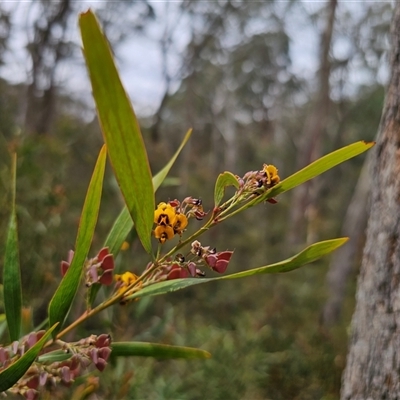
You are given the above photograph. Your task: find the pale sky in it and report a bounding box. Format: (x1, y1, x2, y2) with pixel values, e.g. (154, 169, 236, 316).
(0, 1, 390, 118)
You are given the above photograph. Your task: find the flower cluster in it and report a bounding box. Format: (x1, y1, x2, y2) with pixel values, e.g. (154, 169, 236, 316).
(153, 198, 206, 244)
(61, 247, 115, 287)
(2, 333, 111, 400)
(0, 331, 46, 371)
(137, 240, 234, 285)
(190, 240, 234, 274)
(237, 164, 280, 196)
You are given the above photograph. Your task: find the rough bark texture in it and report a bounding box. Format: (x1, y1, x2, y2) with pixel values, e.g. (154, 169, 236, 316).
(341, 4, 400, 399)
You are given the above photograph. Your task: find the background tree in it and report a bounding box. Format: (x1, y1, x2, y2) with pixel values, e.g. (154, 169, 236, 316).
(341, 3, 400, 398)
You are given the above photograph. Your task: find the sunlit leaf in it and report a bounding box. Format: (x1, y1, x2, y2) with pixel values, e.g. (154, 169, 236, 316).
(214, 171, 239, 207)
(0, 323, 58, 392)
(111, 342, 211, 360)
(3, 154, 22, 342)
(127, 238, 348, 301)
(80, 10, 154, 253)
(48, 145, 106, 334)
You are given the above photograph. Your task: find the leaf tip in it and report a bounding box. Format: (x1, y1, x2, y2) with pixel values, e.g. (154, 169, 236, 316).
(80, 9, 93, 17)
(203, 351, 212, 359)
(362, 140, 376, 148)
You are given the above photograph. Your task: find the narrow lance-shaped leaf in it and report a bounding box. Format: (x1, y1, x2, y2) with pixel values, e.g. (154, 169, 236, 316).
(104, 128, 193, 257)
(48, 145, 106, 334)
(214, 171, 239, 207)
(3, 154, 22, 341)
(80, 10, 154, 254)
(259, 141, 375, 203)
(111, 342, 211, 360)
(127, 238, 348, 301)
(0, 323, 58, 392)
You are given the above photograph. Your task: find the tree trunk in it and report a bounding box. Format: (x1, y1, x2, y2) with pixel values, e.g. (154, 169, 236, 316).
(287, 0, 337, 246)
(341, 4, 400, 398)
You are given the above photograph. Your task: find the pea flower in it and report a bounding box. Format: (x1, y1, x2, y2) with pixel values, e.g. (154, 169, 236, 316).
(263, 164, 280, 186)
(114, 271, 139, 296)
(60, 247, 115, 287)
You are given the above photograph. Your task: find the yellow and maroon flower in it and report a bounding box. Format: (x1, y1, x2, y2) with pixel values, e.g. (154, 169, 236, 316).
(154, 202, 176, 226)
(173, 213, 188, 235)
(154, 224, 175, 243)
(263, 164, 280, 186)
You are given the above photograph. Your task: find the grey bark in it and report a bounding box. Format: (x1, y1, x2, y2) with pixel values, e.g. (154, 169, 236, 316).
(341, 4, 400, 399)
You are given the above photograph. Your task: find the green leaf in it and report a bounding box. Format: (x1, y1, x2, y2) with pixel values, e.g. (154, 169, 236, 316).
(48, 145, 106, 334)
(103, 129, 193, 258)
(127, 238, 348, 301)
(103, 206, 132, 258)
(214, 171, 239, 207)
(222, 237, 348, 278)
(37, 349, 72, 364)
(152, 128, 192, 191)
(3, 154, 22, 342)
(80, 10, 154, 254)
(111, 342, 211, 360)
(0, 323, 58, 392)
(261, 141, 375, 202)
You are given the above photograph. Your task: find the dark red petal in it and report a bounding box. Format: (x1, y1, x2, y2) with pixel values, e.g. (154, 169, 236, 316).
(61, 261, 70, 276)
(179, 268, 190, 278)
(96, 334, 111, 348)
(188, 262, 197, 277)
(213, 259, 229, 274)
(98, 347, 111, 361)
(26, 376, 39, 389)
(216, 251, 234, 261)
(168, 199, 180, 207)
(99, 269, 114, 286)
(0, 348, 8, 363)
(266, 198, 278, 204)
(167, 265, 189, 280)
(167, 269, 182, 280)
(205, 254, 217, 268)
(100, 254, 114, 271)
(97, 247, 110, 262)
(95, 358, 107, 372)
(89, 348, 98, 364)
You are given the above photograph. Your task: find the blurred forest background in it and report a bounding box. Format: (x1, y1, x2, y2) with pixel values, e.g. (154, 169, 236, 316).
(0, 1, 392, 399)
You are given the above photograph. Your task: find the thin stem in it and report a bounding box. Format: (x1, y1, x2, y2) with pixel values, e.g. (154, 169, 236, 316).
(56, 291, 125, 340)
